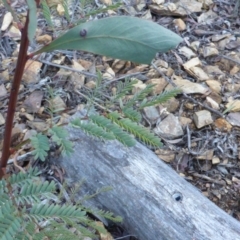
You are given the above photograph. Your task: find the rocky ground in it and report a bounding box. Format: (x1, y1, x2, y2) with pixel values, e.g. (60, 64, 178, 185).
(1, 0, 240, 239)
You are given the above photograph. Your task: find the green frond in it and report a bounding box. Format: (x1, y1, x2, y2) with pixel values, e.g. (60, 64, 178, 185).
(122, 107, 141, 122)
(139, 88, 182, 109)
(29, 204, 86, 221)
(0, 179, 7, 195)
(62, 0, 70, 22)
(0, 214, 22, 240)
(108, 112, 162, 147)
(87, 208, 122, 223)
(120, 118, 162, 147)
(16, 181, 56, 205)
(41, 0, 54, 28)
(106, 112, 136, 146)
(114, 78, 138, 100)
(49, 126, 74, 156)
(71, 118, 115, 141)
(125, 83, 155, 108)
(9, 168, 41, 186)
(30, 133, 50, 161)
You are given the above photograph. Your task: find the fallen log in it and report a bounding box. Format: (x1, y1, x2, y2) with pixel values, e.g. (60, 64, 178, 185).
(52, 112, 240, 240)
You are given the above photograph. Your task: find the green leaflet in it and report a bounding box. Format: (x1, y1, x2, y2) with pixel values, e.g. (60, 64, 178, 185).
(34, 16, 182, 64)
(30, 133, 49, 161)
(26, 0, 37, 42)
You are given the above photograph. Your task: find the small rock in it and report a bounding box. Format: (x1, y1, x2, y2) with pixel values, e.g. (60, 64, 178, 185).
(193, 110, 213, 128)
(85, 80, 96, 89)
(179, 46, 196, 59)
(196, 149, 214, 160)
(226, 100, 240, 112)
(202, 43, 219, 57)
(161, 97, 179, 113)
(53, 96, 66, 111)
(189, 66, 209, 81)
(99, 0, 112, 5)
(132, 80, 146, 94)
(36, 34, 52, 44)
(155, 149, 175, 162)
(174, 18, 186, 31)
(184, 102, 196, 110)
(206, 80, 221, 93)
(23, 91, 43, 113)
(166, 77, 209, 94)
(146, 78, 168, 95)
(206, 97, 219, 110)
(214, 118, 232, 131)
(190, 41, 200, 51)
(103, 67, 115, 80)
(1, 12, 13, 31)
(179, 116, 192, 127)
(226, 112, 240, 127)
(212, 156, 220, 164)
(57, 4, 65, 16)
(0, 84, 7, 97)
(23, 60, 42, 84)
(142, 106, 160, 125)
(154, 114, 183, 139)
(0, 113, 5, 125)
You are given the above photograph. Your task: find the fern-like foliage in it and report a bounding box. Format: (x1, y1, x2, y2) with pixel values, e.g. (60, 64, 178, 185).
(122, 107, 142, 122)
(41, 0, 54, 28)
(62, 0, 70, 22)
(30, 133, 49, 161)
(124, 83, 155, 108)
(114, 78, 138, 100)
(0, 169, 121, 240)
(139, 88, 182, 109)
(71, 116, 136, 146)
(108, 112, 162, 147)
(48, 126, 74, 156)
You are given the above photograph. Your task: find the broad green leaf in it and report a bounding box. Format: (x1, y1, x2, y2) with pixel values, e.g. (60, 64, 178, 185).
(26, 0, 37, 42)
(34, 16, 182, 64)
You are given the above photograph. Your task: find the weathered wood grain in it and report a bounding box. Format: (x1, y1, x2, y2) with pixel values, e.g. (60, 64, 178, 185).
(53, 112, 240, 240)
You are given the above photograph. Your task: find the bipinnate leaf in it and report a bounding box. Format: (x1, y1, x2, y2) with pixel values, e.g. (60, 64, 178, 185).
(30, 133, 49, 161)
(34, 16, 182, 64)
(26, 0, 37, 42)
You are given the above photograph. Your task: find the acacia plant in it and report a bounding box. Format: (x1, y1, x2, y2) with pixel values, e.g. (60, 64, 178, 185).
(0, 0, 182, 178)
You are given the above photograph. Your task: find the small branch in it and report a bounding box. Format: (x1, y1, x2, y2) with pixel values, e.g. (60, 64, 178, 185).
(0, 13, 30, 178)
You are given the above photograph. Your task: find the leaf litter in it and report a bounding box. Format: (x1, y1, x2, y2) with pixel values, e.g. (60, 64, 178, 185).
(1, 0, 240, 238)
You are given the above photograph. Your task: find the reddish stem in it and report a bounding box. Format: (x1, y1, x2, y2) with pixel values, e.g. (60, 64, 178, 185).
(0, 14, 30, 178)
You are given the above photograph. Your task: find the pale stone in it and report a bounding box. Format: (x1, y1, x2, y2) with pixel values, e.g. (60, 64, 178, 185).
(1, 12, 13, 31)
(196, 149, 214, 160)
(36, 34, 52, 44)
(174, 18, 186, 31)
(166, 77, 209, 94)
(0, 113, 5, 125)
(179, 46, 196, 59)
(154, 114, 183, 139)
(212, 156, 220, 164)
(142, 106, 160, 125)
(147, 78, 168, 95)
(206, 80, 221, 93)
(226, 100, 240, 112)
(193, 110, 213, 128)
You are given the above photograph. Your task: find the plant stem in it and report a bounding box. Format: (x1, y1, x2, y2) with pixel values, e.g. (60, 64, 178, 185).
(0, 14, 29, 178)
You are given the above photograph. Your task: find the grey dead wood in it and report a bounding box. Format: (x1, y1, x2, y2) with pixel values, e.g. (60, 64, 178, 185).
(52, 111, 240, 240)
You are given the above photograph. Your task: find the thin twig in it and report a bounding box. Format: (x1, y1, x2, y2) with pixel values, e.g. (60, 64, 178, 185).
(13, 151, 26, 173)
(219, 54, 240, 66)
(192, 173, 226, 185)
(39, 59, 146, 84)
